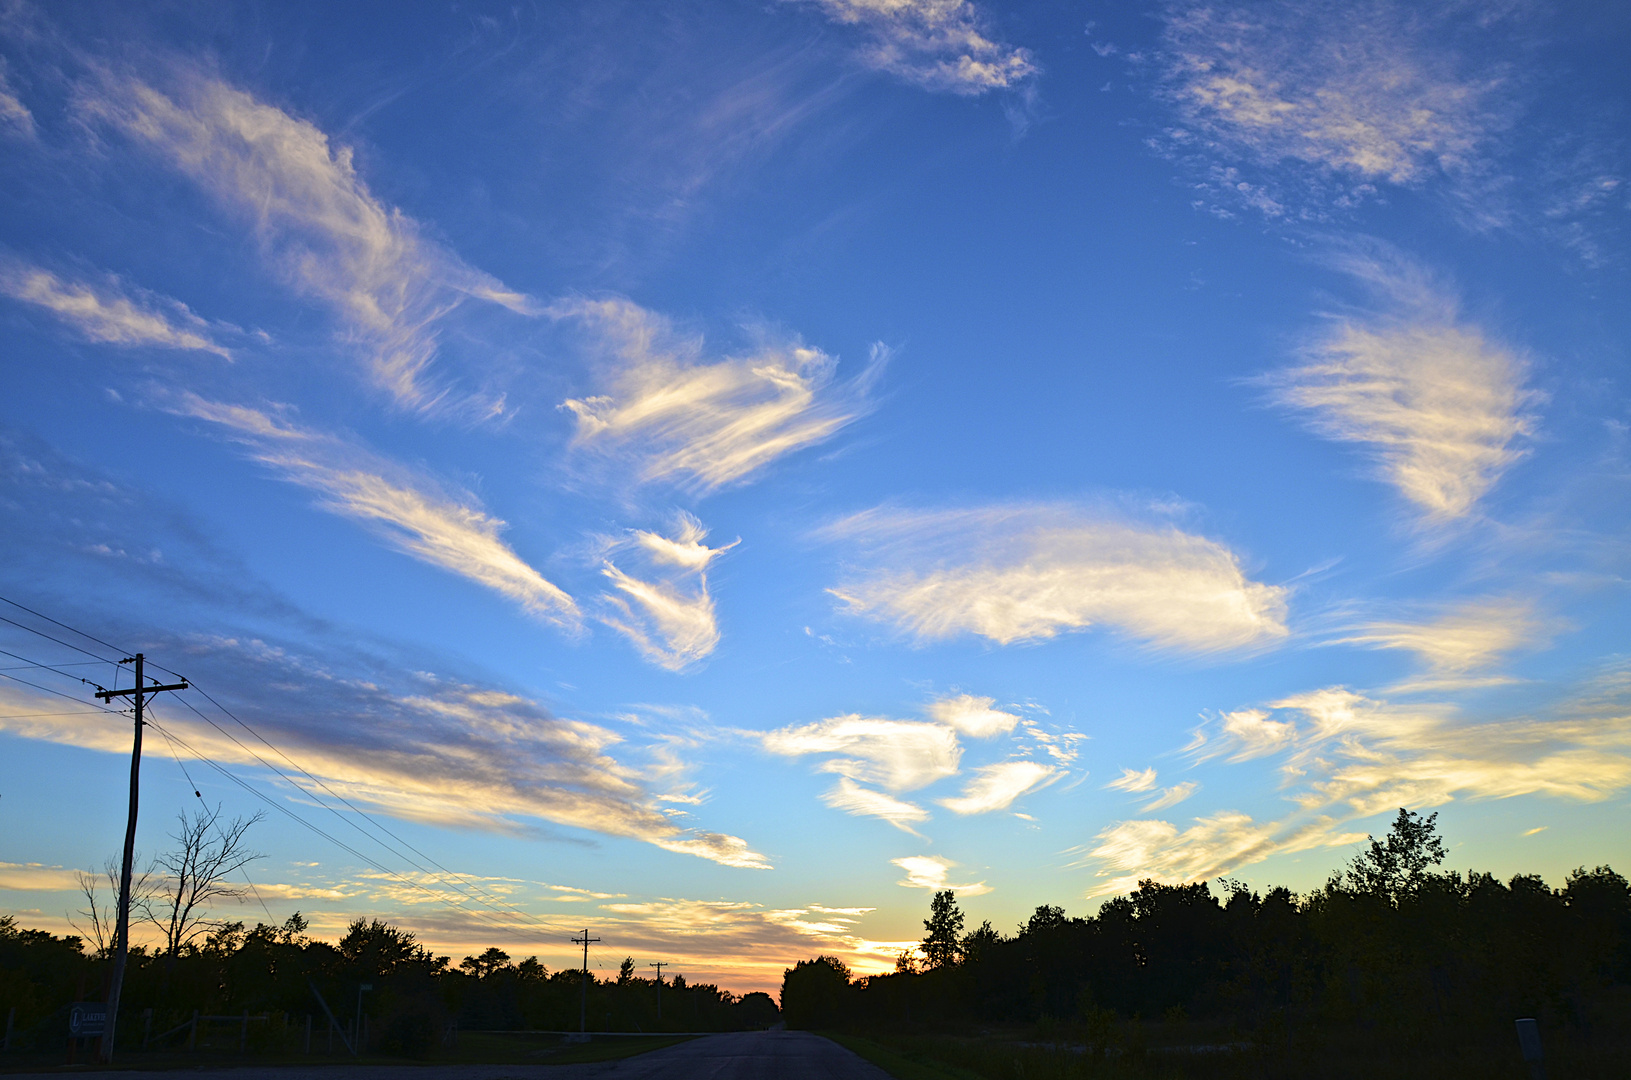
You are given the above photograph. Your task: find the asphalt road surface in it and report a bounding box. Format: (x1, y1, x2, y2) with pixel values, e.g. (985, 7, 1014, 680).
(5, 1031, 895, 1080)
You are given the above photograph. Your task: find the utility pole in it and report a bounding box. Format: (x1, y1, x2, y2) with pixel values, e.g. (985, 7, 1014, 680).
(93, 654, 187, 1064)
(572, 929, 599, 1035)
(648, 962, 667, 1021)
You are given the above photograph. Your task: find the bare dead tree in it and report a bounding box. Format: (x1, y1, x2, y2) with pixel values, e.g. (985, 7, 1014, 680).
(143, 804, 266, 956)
(71, 856, 155, 960)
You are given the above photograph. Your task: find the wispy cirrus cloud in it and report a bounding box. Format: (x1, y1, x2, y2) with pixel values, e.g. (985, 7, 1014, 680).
(556, 297, 883, 493)
(825, 503, 1288, 653)
(597, 513, 737, 670)
(1105, 767, 1159, 793)
(82, 71, 535, 415)
(892, 854, 990, 895)
(1140, 781, 1198, 812)
(0, 661, 765, 870)
(761, 714, 962, 791)
(1338, 596, 1552, 689)
(1267, 255, 1538, 522)
(760, 712, 962, 831)
(1156, 0, 1514, 218)
(1264, 684, 1631, 816)
(1078, 812, 1364, 898)
(1082, 665, 1631, 898)
(0, 262, 232, 358)
(0, 64, 32, 137)
(0, 429, 769, 868)
(938, 759, 1060, 815)
(786, 0, 1036, 96)
(170, 394, 581, 630)
(926, 693, 1018, 738)
(823, 777, 929, 833)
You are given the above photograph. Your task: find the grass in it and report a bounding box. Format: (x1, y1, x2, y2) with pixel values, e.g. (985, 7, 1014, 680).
(820, 1023, 1631, 1080)
(825, 1032, 989, 1080)
(0, 1032, 695, 1072)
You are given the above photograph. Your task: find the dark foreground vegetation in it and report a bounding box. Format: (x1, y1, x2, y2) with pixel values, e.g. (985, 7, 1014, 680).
(0, 913, 777, 1064)
(783, 811, 1631, 1079)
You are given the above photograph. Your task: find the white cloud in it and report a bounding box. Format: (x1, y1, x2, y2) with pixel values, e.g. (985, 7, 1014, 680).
(926, 693, 1017, 738)
(823, 777, 930, 832)
(1106, 767, 1159, 793)
(1082, 668, 1631, 897)
(1158, 0, 1510, 214)
(556, 297, 881, 492)
(826, 504, 1288, 653)
(788, 0, 1035, 96)
(938, 759, 1060, 815)
(1140, 781, 1198, 812)
(1194, 708, 1298, 762)
(1339, 596, 1550, 688)
(172, 394, 580, 629)
(0, 675, 765, 869)
(1081, 812, 1363, 898)
(891, 855, 991, 895)
(0, 67, 35, 137)
(84, 73, 534, 414)
(760, 713, 961, 791)
(598, 513, 736, 670)
(1269, 259, 1537, 521)
(0, 862, 82, 892)
(0, 263, 231, 358)
(1268, 686, 1631, 817)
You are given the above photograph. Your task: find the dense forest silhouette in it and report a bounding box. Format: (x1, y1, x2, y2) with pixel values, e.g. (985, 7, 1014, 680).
(0, 913, 776, 1057)
(778, 810, 1631, 1077)
(3, 809, 1628, 1076)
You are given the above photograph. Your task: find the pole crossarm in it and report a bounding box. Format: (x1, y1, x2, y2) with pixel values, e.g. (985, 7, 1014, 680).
(95, 681, 188, 700)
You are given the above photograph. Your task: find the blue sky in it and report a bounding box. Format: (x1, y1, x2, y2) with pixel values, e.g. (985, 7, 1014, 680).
(1, 0, 1629, 992)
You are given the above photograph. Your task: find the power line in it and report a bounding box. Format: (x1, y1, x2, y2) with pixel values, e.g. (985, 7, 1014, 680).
(0, 669, 126, 712)
(155, 690, 572, 940)
(3, 596, 580, 946)
(141, 713, 552, 944)
(0, 613, 121, 665)
(0, 646, 117, 692)
(140, 663, 577, 940)
(0, 593, 129, 656)
(0, 661, 108, 670)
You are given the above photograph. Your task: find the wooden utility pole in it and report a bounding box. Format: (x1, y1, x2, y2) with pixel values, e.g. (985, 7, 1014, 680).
(94, 654, 187, 1063)
(572, 929, 599, 1034)
(648, 962, 667, 1020)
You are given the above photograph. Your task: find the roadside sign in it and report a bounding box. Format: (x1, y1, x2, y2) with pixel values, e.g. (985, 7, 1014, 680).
(69, 1003, 107, 1037)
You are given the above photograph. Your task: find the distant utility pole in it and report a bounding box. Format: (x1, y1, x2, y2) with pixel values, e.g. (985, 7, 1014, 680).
(93, 654, 188, 1064)
(572, 929, 600, 1034)
(648, 962, 667, 1020)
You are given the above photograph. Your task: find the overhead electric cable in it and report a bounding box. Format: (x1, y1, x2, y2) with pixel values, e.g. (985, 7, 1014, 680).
(0, 614, 121, 664)
(0, 593, 129, 655)
(148, 667, 575, 937)
(3, 595, 578, 946)
(141, 713, 556, 944)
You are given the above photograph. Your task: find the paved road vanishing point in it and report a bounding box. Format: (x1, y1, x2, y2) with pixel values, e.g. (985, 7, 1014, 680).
(6, 1031, 895, 1080)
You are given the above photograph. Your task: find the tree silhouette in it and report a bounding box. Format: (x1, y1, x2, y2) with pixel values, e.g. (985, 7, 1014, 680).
(922, 889, 965, 968)
(460, 947, 512, 978)
(1343, 808, 1448, 903)
(144, 804, 265, 956)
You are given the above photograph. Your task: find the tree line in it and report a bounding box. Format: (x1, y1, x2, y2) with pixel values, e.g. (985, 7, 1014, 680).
(781, 811, 1631, 1062)
(0, 913, 778, 1055)
(1, 805, 777, 1056)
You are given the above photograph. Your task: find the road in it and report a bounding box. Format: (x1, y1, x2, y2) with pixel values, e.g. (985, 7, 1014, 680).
(3, 1031, 895, 1080)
